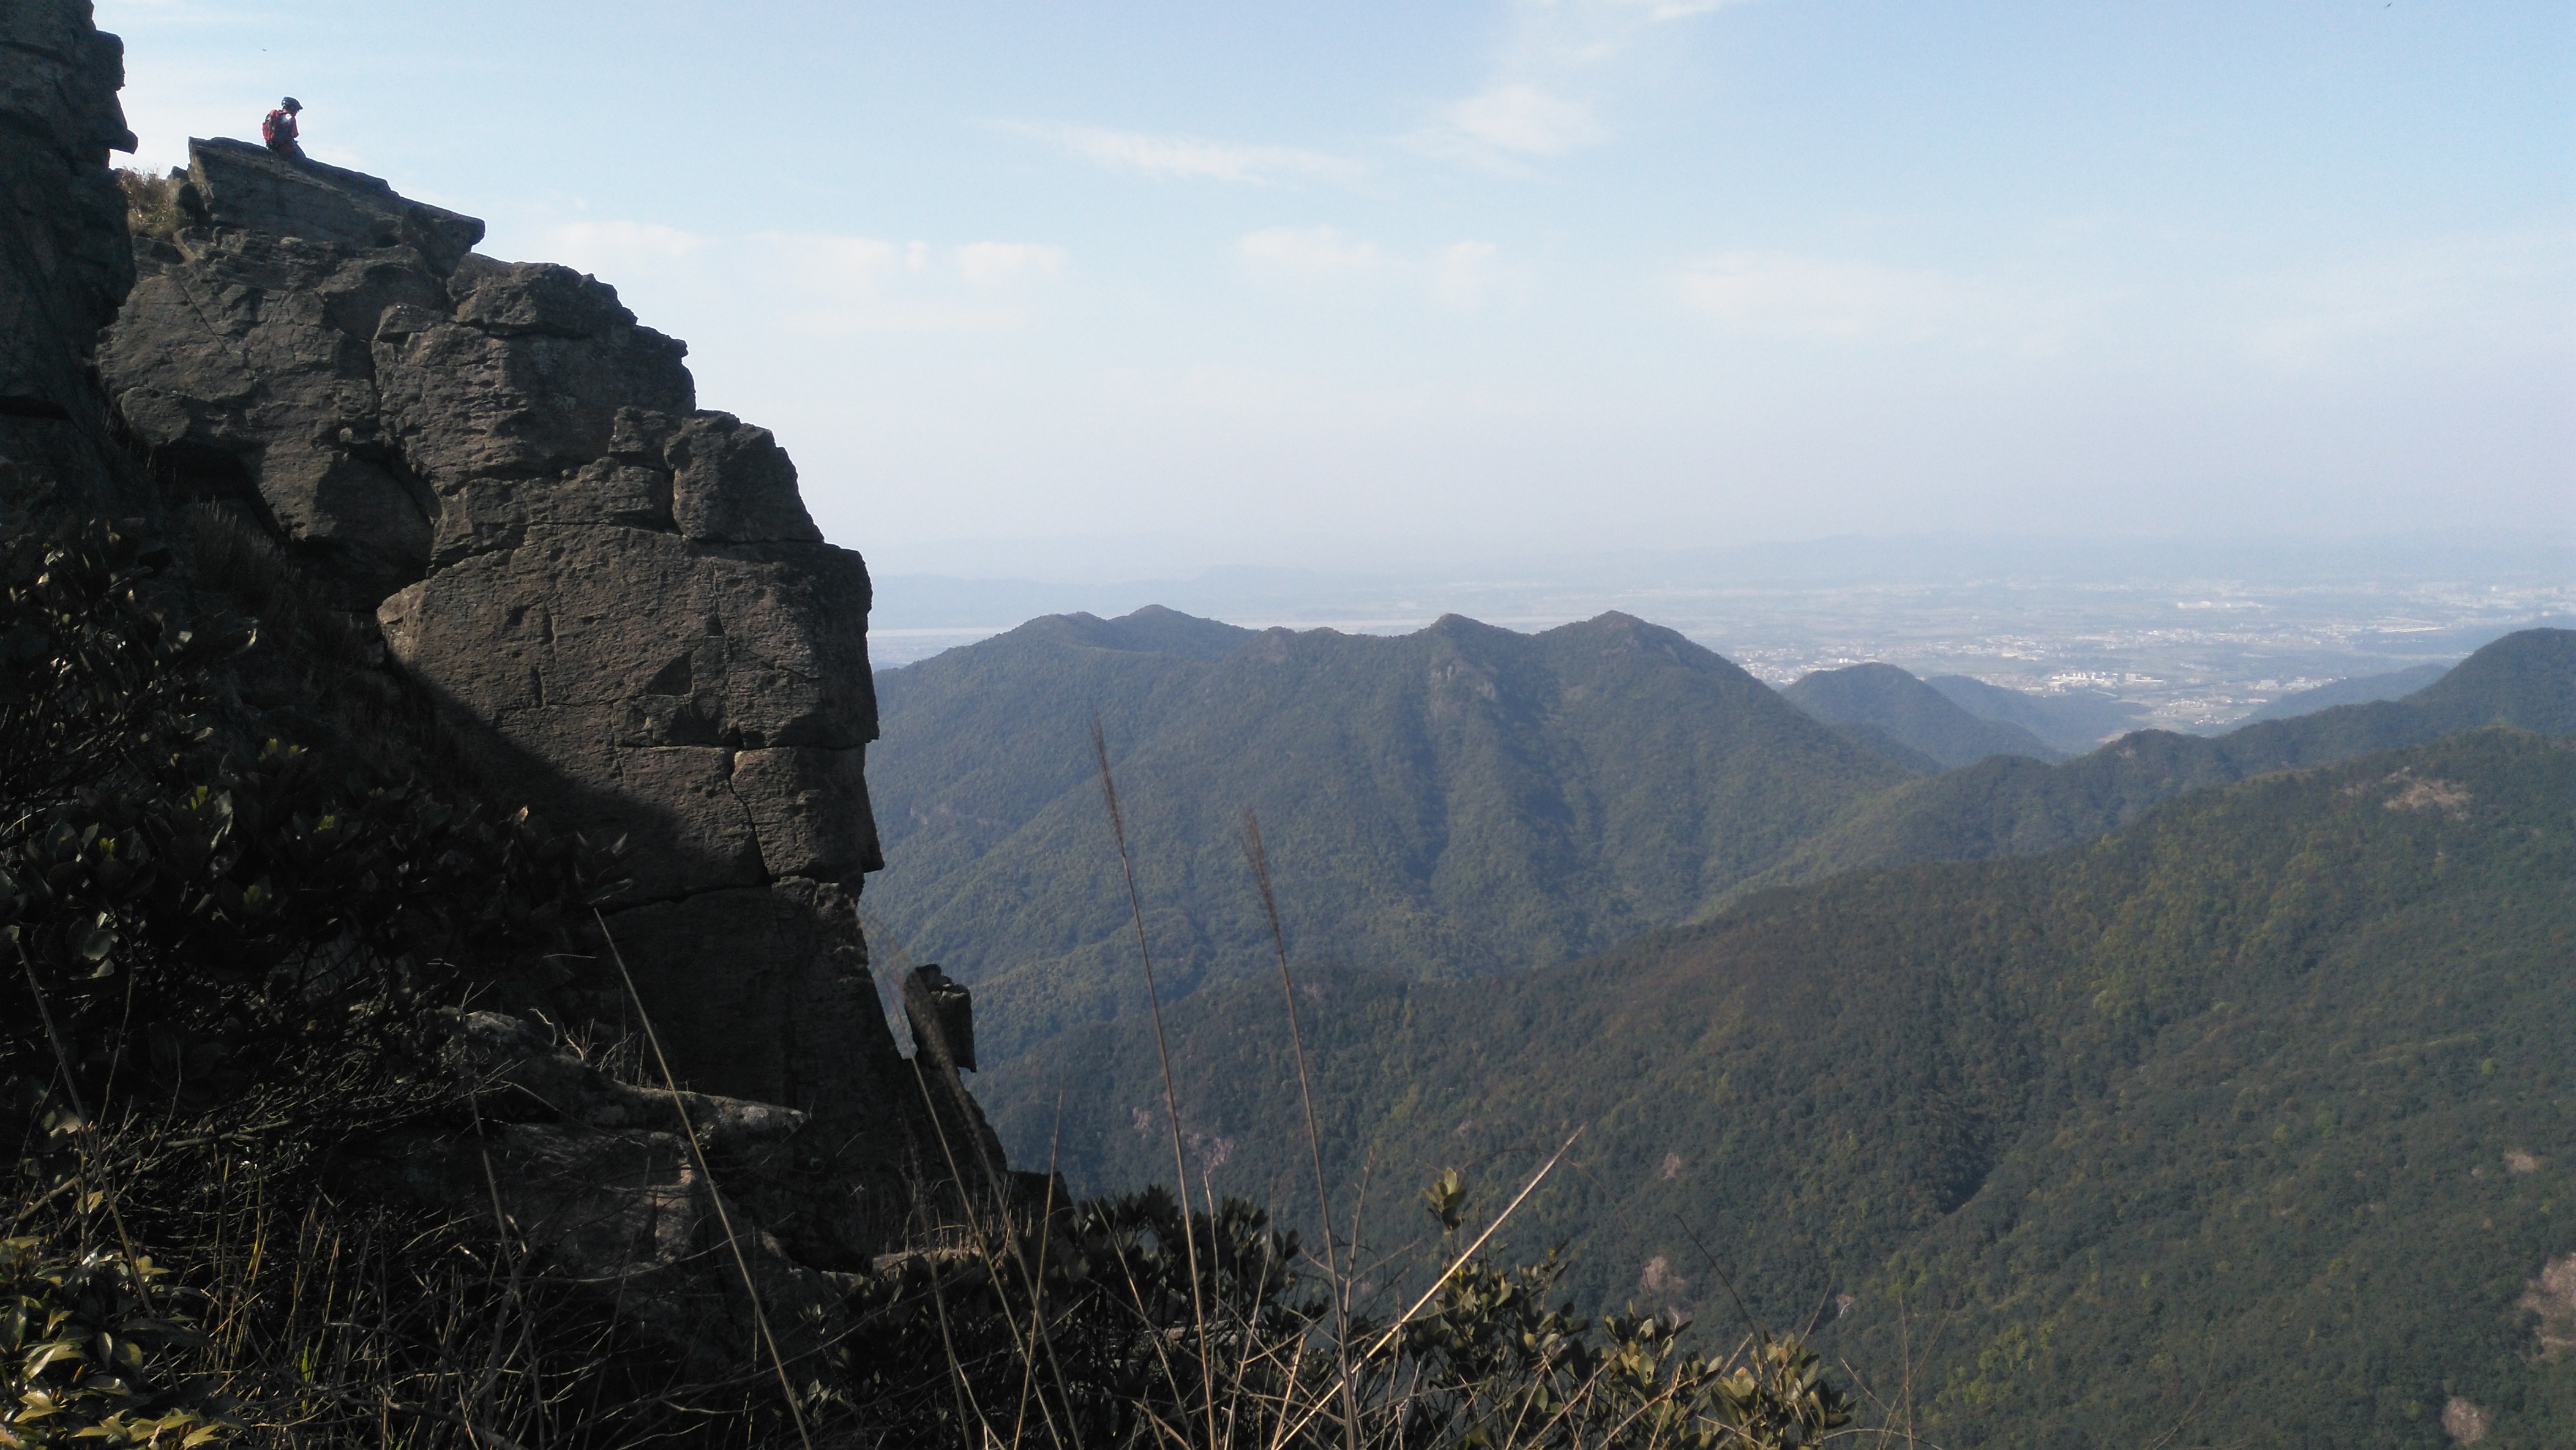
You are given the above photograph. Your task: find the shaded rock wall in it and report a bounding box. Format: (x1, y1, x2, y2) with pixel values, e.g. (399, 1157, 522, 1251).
(372, 1012, 848, 1384)
(96, 138, 999, 1253)
(104, 141, 481, 597)
(0, 0, 144, 519)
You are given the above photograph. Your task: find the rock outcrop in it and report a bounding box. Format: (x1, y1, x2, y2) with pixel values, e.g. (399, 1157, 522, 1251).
(1, 0, 1017, 1394)
(103, 141, 482, 598)
(3, 0, 1005, 1315)
(373, 1012, 849, 1382)
(0, 0, 144, 520)
(99, 140, 1001, 1256)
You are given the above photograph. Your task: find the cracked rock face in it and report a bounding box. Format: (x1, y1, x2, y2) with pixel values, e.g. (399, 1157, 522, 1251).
(0, 0, 144, 521)
(365, 1010, 850, 1381)
(100, 142, 979, 1242)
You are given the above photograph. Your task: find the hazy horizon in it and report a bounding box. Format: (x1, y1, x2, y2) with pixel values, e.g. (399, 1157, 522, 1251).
(867, 521, 2574, 587)
(856, 528, 2571, 737)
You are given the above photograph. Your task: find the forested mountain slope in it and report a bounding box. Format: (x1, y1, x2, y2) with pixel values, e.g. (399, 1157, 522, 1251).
(1784, 661, 2062, 767)
(866, 608, 1914, 1061)
(1724, 626, 2572, 903)
(867, 605, 1257, 898)
(982, 727, 2576, 1448)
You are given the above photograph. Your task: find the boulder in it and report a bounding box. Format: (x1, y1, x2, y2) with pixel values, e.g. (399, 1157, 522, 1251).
(382, 1120, 845, 1386)
(381, 1011, 848, 1384)
(449, 1009, 811, 1150)
(179, 137, 483, 272)
(105, 225, 447, 593)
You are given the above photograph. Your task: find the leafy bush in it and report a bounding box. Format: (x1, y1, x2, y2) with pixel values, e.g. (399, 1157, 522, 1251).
(0, 1233, 234, 1449)
(0, 521, 642, 1444)
(835, 1170, 1852, 1449)
(0, 521, 617, 1151)
(113, 171, 182, 244)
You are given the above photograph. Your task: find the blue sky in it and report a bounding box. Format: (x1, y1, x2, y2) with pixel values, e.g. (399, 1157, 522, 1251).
(99, 1, 2574, 576)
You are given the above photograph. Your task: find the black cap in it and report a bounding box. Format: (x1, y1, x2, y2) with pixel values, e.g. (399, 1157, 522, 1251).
(281, 97, 301, 111)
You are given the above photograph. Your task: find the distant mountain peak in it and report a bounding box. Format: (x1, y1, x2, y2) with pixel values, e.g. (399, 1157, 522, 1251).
(1426, 612, 1517, 641)
(1786, 661, 2062, 770)
(2403, 627, 2574, 732)
(1008, 604, 1255, 660)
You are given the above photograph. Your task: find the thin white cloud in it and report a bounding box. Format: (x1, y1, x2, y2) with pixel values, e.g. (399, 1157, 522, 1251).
(1417, 0, 1758, 169)
(955, 242, 1069, 286)
(1432, 241, 1518, 309)
(1674, 252, 1969, 340)
(533, 220, 715, 296)
(524, 222, 1072, 335)
(1675, 233, 2575, 366)
(1239, 227, 1382, 276)
(1600, 0, 1762, 20)
(769, 233, 905, 298)
(544, 219, 711, 263)
(2238, 230, 2574, 373)
(1003, 121, 1360, 185)
(1671, 248, 2102, 356)
(1235, 231, 1528, 309)
(757, 233, 1073, 332)
(1444, 84, 1604, 158)
(1517, 0, 1764, 61)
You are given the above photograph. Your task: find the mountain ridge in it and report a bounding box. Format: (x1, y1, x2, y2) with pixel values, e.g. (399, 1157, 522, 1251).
(869, 615, 2572, 1068)
(1925, 674, 2147, 753)
(1722, 626, 2573, 905)
(866, 606, 1916, 1061)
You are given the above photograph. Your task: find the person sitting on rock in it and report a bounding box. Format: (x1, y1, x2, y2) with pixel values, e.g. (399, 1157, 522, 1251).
(261, 97, 304, 159)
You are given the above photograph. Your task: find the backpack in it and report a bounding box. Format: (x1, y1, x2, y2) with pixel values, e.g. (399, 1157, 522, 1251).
(262, 108, 291, 145)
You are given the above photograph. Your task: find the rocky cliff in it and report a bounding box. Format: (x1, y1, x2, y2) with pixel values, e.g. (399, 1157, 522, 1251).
(99, 136, 1002, 1250)
(0, 0, 146, 519)
(3, 0, 998, 1298)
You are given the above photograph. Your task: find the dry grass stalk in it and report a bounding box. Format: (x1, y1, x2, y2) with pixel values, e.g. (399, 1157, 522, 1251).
(1094, 714, 1223, 1449)
(1238, 807, 1360, 1450)
(593, 909, 815, 1450)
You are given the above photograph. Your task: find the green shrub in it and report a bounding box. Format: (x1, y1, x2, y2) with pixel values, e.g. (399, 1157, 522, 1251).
(113, 171, 183, 244)
(0, 1231, 235, 1448)
(0, 522, 619, 1141)
(836, 1170, 1852, 1449)
(0, 520, 656, 1445)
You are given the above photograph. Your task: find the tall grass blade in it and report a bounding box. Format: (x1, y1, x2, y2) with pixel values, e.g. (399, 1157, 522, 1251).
(593, 909, 816, 1450)
(1240, 806, 1360, 1450)
(1092, 715, 1222, 1450)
